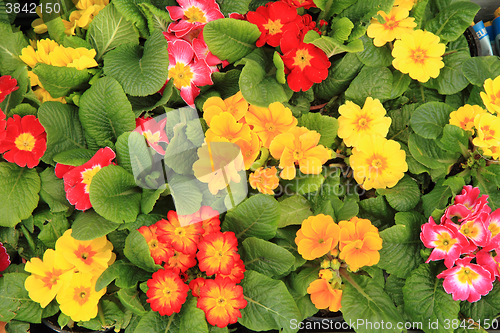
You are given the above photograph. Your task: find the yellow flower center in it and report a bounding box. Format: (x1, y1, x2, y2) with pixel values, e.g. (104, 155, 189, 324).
(184, 6, 207, 23)
(383, 16, 399, 30)
(73, 286, 91, 305)
(143, 130, 161, 144)
(457, 267, 479, 285)
(169, 62, 194, 89)
(14, 132, 36, 151)
(435, 232, 457, 252)
(460, 221, 478, 238)
(410, 47, 428, 64)
(266, 123, 276, 132)
(293, 49, 313, 70)
(216, 297, 226, 305)
(482, 125, 495, 141)
(175, 227, 186, 237)
(263, 19, 283, 35)
(81, 165, 102, 194)
(41, 270, 61, 289)
(149, 239, 159, 250)
(357, 118, 368, 129)
(353, 239, 363, 250)
(459, 117, 471, 129)
(293, 149, 303, 160)
(489, 223, 500, 238)
(371, 158, 383, 169)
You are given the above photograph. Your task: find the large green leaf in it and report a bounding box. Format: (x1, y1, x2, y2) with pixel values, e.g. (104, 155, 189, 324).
(96, 259, 151, 291)
(278, 195, 312, 228)
(117, 287, 147, 315)
(86, 3, 140, 61)
(345, 66, 393, 106)
(0, 163, 40, 228)
(168, 174, 203, 216)
(338, 0, 395, 24)
(34, 211, 70, 248)
(461, 56, 500, 86)
(403, 264, 460, 333)
(377, 175, 420, 212)
(241, 237, 295, 278)
(287, 266, 320, 296)
(421, 178, 454, 217)
(124, 229, 162, 273)
(358, 195, 395, 230)
(222, 194, 280, 240)
(377, 212, 425, 278)
(103, 31, 168, 96)
(297, 112, 338, 148)
(356, 35, 393, 67)
(89, 165, 142, 223)
(39, 167, 71, 213)
(410, 102, 454, 140)
(203, 18, 260, 63)
(71, 210, 121, 240)
(341, 274, 404, 333)
(133, 311, 180, 333)
(38, 102, 87, 164)
(390, 72, 412, 100)
(179, 296, 208, 333)
(53, 148, 95, 166)
(0, 22, 28, 75)
(113, 0, 149, 38)
(79, 76, 136, 148)
(423, 51, 470, 95)
(475, 165, 500, 211)
(219, 0, 252, 15)
(32, 64, 91, 98)
(0, 273, 43, 323)
(239, 270, 301, 333)
(138, 2, 172, 35)
(438, 124, 469, 155)
(408, 133, 459, 170)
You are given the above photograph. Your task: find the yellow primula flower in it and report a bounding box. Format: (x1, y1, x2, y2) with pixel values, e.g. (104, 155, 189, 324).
(482, 145, 500, 160)
(56, 272, 106, 322)
(33, 86, 67, 104)
(295, 214, 340, 260)
(449, 104, 486, 132)
(205, 112, 252, 143)
(24, 249, 74, 308)
(472, 113, 500, 148)
(62, 0, 109, 35)
(392, 29, 446, 83)
(349, 135, 407, 190)
(249, 166, 279, 195)
(480, 75, 500, 114)
(337, 97, 392, 147)
(393, 0, 415, 11)
(203, 92, 248, 126)
(269, 126, 330, 180)
(234, 130, 262, 169)
(367, 6, 416, 47)
(245, 102, 298, 148)
(32, 7, 48, 34)
(28, 71, 40, 87)
(19, 45, 41, 68)
(307, 279, 342, 312)
(37, 39, 59, 64)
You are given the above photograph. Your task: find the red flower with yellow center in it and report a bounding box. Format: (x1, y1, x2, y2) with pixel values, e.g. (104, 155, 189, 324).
(157, 211, 204, 255)
(139, 224, 174, 265)
(165, 250, 198, 273)
(134, 116, 169, 154)
(217, 258, 246, 283)
(189, 277, 206, 297)
(0, 115, 46, 168)
(197, 231, 239, 276)
(147, 268, 189, 316)
(0, 75, 19, 103)
(197, 277, 247, 328)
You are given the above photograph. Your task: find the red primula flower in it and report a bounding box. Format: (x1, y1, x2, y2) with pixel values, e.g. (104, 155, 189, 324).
(147, 268, 189, 316)
(157, 211, 204, 255)
(54, 163, 76, 179)
(0, 242, 10, 276)
(0, 115, 46, 168)
(197, 231, 239, 276)
(280, 30, 331, 92)
(0, 75, 19, 103)
(0, 109, 6, 141)
(281, 0, 317, 9)
(63, 147, 115, 211)
(139, 224, 174, 265)
(134, 116, 169, 154)
(217, 258, 245, 283)
(167, 0, 224, 38)
(189, 277, 206, 297)
(197, 277, 247, 328)
(164, 250, 198, 273)
(247, 1, 301, 47)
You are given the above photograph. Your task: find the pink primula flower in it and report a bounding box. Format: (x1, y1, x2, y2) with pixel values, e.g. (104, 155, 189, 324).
(437, 257, 494, 302)
(166, 0, 224, 38)
(166, 40, 213, 107)
(445, 185, 491, 222)
(192, 31, 229, 71)
(476, 249, 500, 281)
(484, 208, 500, 251)
(134, 116, 169, 154)
(457, 215, 491, 248)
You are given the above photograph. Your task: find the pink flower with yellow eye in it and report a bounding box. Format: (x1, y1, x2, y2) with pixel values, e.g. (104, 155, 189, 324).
(458, 216, 490, 248)
(134, 116, 169, 154)
(167, 0, 224, 38)
(476, 249, 500, 281)
(445, 185, 491, 222)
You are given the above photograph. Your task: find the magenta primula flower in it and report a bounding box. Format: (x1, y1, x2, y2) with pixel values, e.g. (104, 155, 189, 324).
(166, 0, 224, 38)
(445, 185, 491, 222)
(166, 40, 213, 107)
(484, 208, 500, 251)
(0, 242, 10, 277)
(457, 216, 491, 248)
(437, 257, 494, 302)
(420, 217, 472, 268)
(134, 116, 169, 154)
(476, 249, 500, 280)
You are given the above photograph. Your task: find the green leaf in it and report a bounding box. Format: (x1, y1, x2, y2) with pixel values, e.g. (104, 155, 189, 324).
(0, 163, 40, 228)
(32, 64, 91, 98)
(241, 237, 295, 278)
(341, 274, 404, 333)
(124, 230, 162, 273)
(53, 148, 95, 166)
(377, 211, 425, 278)
(133, 311, 179, 333)
(331, 197, 359, 222)
(222, 194, 279, 240)
(211, 70, 242, 99)
(314, 53, 363, 100)
(423, 51, 470, 95)
(387, 103, 416, 144)
(273, 51, 286, 85)
(438, 124, 469, 155)
(71, 210, 121, 240)
(0, 273, 43, 323)
(475, 165, 500, 210)
(89, 165, 141, 223)
(103, 31, 168, 96)
(96, 259, 151, 291)
(461, 282, 500, 323)
(168, 174, 203, 216)
(238, 48, 291, 107)
(358, 195, 395, 230)
(79, 76, 136, 148)
(38, 102, 87, 164)
(179, 296, 208, 333)
(356, 35, 392, 67)
(408, 133, 459, 170)
(78, 299, 125, 331)
(278, 195, 312, 228)
(8, 103, 37, 118)
(281, 173, 325, 195)
(239, 270, 301, 333)
(297, 112, 338, 148)
(219, 0, 252, 15)
(5, 320, 31, 333)
(403, 264, 460, 333)
(34, 211, 70, 248)
(163, 123, 198, 175)
(377, 175, 420, 212)
(338, 0, 394, 23)
(410, 102, 454, 139)
(0, 22, 28, 75)
(39, 167, 71, 213)
(86, 3, 140, 61)
(113, 0, 149, 38)
(203, 18, 260, 63)
(141, 188, 164, 214)
(345, 66, 393, 106)
(139, 2, 172, 35)
(287, 266, 320, 296)
(421, 178, 453, 217)
(425, 1, 480, 43)
(303, 30, 363, 57)
(117, 287, 147, 315)
(0, 66, 29, 116)
(461, 56, 500, 86)
(390, 72, 412, 100)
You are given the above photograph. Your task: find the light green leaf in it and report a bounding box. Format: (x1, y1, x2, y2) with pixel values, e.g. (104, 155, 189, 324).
(34, 211, 70, 248)
(331, 197, 359, 222)
(141, 188, 164, 214)
(133, 311, 180, 333)
(32, 64, 91, 98)
(39, 167, 71, 213)
(163, 124, 198, 175)
(278, 195, 312, 228)
(71, 210, 121, 240)
(297, 112, 338, 148)
(241, 237, 295, 278)
(345, 66, 393, 106)
(0, 22, 28, 75)
(103, 31, 168, 96)
(179, 296, 208, 333)
(438, 124, 469, 155)
(168, 174, 203, 216)
(53, 148, 95, 166)
(461, 56, 500, 86)
(273, 51, 286, 85)
(220, 0, 252, 15)
(287, 267, 320, 296)
(303, 30, 363, 57)
(95, 259, 151, 291)
(423, 51, 470, 95)
(113, 0, 149, 38)
(78, 299, 125, 331)
(281, 173, 325, 195)
(8, 103, 37, 118)
(408, 133, 459, 170)
(117, 287, 147, 315)
(124, 230, 162, 273)
(0, 273, 43, 323)
(139, 2, 172, 34)
(0, 163, 40, 228)
(377, 175, 420, 212)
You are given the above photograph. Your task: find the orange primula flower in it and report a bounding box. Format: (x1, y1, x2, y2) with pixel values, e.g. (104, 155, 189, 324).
(157, 211, 204, 255)
(269, 126, 330, 180)
(338, 217, 383, 271)
(197, 231, 240, 276)
(449, 104, 486, 132)
(205, 112, 252, 143)
(295, 214, 340, 260)
(203, 91, 248, 126)
(138, 223, 174, 265)
(146, 268, 189, 316)
(164, 250, 198, 273)
(197, 277, 247, 328)
(307, 279, 342, 312)
(245, 102, 298, 148)
(217, 258, 246, 284)
(249, 166, 279, 195)
(235, 131, 262, 170)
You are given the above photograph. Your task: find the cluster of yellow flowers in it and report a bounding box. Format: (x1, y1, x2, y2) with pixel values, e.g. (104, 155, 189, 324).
(62, 0, 109, 36)
(367, 0, 446, 83)
(24, 230, 115, 322)
(19, 39, 98, 103)
(449, 75, 500, 159)
(337, 96, 408, 190)
(295, 215, 382, 312)
(197, 92, 331, 195)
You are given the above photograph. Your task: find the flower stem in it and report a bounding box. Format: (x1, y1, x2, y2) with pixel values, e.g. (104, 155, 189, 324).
(20, 225, 36, 255)
(339, 268, 370, 299)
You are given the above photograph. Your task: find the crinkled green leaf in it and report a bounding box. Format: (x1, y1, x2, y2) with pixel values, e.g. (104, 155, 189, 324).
(139, 2, 172, 35)
(34, 211, 69, 248)
(278, 195, 312, 228)
(0, 66, 28, 115)
(241, 237, 295, 278)
(438, 124, 469, 155)
(297, 112, 338, 148)
(117, 287, 147, 315)
(356, 35, 393, 67)
(113, 0, 149, 38)
(0, 273, 43, 323)
(211, 69, 242, 99)
(179, 296, 208, 333)
(377, 175, 420, 212)
(71, 210, 121, 240)
(53, 148, 95, 166)
(303, 30, 363, 57)
(39, 167, 71, 213)
(461, 56, 500, 86)
(32, 64, 91, 98)
(124, 230, 162, 273)
(408, 133, 459, 170)
(423, 51, 470, 95)
(345, 66, 393, 105)
(96, 259, 151, 291)
(390, 71, 412, 100)
(0, 22, 28, 75)
(281, 173, 325, 195)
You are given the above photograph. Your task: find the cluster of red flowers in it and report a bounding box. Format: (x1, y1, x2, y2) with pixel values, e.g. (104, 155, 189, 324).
(421, 185, 500, 302)
(245, 1, 331, 92)
(0, 75, 47, 168)
(139, 207, 247, 328)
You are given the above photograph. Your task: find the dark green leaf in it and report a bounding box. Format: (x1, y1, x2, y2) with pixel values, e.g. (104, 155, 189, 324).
(377, 175, 420, 212)
(345, 66, 393, 105)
